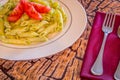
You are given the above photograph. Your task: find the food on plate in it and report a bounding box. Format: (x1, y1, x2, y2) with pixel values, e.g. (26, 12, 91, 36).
(0, 0, 67, 45)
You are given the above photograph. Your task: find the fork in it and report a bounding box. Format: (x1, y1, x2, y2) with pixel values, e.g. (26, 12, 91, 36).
(114, 25, 120, 80)
(91, 13, 116, 75)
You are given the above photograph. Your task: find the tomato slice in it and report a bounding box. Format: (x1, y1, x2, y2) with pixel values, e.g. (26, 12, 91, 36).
(30, 2, 51, 13)
(21, 0, 42, 20)
(8, 2, 24, 22)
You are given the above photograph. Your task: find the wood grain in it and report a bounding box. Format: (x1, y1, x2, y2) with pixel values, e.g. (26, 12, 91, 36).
(0, 0, 120, 80)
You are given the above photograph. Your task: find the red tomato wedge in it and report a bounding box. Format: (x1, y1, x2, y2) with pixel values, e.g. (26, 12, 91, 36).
(30, 2, 51, 13)
(21, 0, 42, 20)
(8, 2, 24, 22)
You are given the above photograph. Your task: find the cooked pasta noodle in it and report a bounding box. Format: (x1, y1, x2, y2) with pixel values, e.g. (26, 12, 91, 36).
(1, 38, 30, 45)
(0, 18, 5, 37)
(27, 36, 48, 43)
(30, 20, 48, 31)
(19, 31, 39, 38)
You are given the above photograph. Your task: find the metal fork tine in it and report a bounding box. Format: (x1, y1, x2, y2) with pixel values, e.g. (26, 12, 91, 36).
(106, 13, 111, 27)
(109, 13, 113, 28)
(111, 14, 116, 29)
(103, 13, 108, 27)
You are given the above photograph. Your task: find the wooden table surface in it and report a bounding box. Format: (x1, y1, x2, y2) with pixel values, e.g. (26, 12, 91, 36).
(0, 0, 120, 80)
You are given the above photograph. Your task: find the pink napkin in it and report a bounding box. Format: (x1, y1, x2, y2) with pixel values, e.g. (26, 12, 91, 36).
(80, 12, 120, 80)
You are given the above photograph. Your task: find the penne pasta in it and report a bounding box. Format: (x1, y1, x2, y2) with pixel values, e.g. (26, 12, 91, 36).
(3, 15, 12, 28)
(30, 20, 48, 31)
(58, 7, 67, 22)
(1, 38, 30, 45)
(0, 3, 13, 15)
(27, 36, 48, 43)
(0, 18, 5, 36)
(18, 31, 39, 38)
(53, 9, 63, 31)
(39, 23, 57, 36)
(6, 26, 29, 35)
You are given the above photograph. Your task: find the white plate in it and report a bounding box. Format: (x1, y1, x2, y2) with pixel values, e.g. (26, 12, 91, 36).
(0, 0, 87, 60)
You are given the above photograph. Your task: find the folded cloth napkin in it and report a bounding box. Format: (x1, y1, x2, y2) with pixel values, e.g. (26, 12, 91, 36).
(80, 12, 120, 80)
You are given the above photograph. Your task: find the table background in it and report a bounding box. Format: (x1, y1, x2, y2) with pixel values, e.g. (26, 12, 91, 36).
(0, 0, 120, 80)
